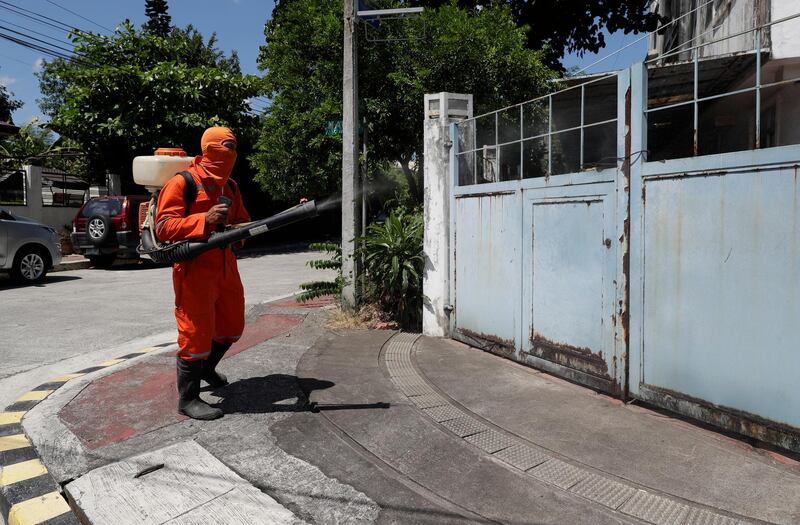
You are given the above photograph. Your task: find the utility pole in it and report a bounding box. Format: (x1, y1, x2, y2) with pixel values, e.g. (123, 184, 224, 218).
(341, 3, 421, 309)
(341, 0, 361, 308)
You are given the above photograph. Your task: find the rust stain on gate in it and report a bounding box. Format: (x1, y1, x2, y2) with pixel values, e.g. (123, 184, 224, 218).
(529, 330, 612, 380)
(457, 328, 515, 358)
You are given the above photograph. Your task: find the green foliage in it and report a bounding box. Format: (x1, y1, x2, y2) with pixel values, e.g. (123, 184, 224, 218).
(298, 242, 345, 302)
(360, 210, 424, 329)
(252, 0, 555, 203)
(38, 21, 263, 187)
(144, 0, 172, 37)
(419, 0, 661, 69)
(0, 121, 86, 178)
(0, 68, 22, 122)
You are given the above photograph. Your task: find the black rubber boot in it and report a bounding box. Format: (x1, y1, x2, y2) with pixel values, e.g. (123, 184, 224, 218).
(177, 358, 223, 420)
(202, 341, 231, 387)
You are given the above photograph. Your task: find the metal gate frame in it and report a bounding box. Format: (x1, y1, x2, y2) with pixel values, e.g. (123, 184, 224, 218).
(447, 69, 632, 396)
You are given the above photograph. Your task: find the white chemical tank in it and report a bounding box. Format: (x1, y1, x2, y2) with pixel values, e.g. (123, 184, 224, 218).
(133, 148, 192, 192)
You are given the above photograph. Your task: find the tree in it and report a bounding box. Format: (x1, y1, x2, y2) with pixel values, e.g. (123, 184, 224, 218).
(251, 0, 554, 203)
(0, 121, 87, 179)
(144, 0, 172, 38)
(0, 69, 22, 122)
(38, 22, 262, 191)
(416, 0, 662, 69)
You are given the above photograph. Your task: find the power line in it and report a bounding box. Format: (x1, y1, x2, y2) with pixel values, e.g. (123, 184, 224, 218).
(0, 32, 74, 62)
(0, 25, 78, 57)
(0, 30, 94, 67)
(0, 0, 86, 35)
(44, 0, 113, 34)
(0, 17, 75, 47)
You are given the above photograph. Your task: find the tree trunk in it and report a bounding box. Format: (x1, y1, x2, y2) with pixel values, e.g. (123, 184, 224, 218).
(399, 156, 422, 203)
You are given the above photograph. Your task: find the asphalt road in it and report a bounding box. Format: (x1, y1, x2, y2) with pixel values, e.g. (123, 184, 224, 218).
(0, 250, 334, 410)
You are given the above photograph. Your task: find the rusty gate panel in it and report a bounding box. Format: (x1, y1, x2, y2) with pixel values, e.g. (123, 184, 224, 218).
(520, 187, 621, 393)
(452, 191, 522, 356)
(637, 165, 800, 431)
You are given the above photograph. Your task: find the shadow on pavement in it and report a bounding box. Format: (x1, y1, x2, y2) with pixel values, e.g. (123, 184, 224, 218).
(99, 260, 167, 271)
(0, 274, 82, 290)
(211, 374, 390, 415)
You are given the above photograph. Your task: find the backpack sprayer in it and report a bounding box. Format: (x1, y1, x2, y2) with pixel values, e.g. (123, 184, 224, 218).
(133, 148, 326, 264)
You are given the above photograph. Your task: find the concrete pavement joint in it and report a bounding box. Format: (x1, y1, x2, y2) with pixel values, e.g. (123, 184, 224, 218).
(0, 341, 174, 525)
(382, 332, 759, 525)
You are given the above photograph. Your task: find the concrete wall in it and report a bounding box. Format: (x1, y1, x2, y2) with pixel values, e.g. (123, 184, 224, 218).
(771, 0, 800, 59)
(5, 165, 82, 232)
(648, 0, 800, 61)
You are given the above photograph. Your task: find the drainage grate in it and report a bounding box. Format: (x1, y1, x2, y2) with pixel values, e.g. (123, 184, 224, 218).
(529, 459, 588, 490)
(423, 405, 466, 422)
(382, 334, 753, 525)
(440, 416, 488, 438)
(570, 473, 636, 510)
(492, 443, 549, 471)
(410, 394, 448, 409)
(464, 430, 515, 454)
(620, 490, 690, 525)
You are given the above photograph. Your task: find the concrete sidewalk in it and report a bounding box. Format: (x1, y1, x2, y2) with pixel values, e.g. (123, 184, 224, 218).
(8, 300, 800, 524)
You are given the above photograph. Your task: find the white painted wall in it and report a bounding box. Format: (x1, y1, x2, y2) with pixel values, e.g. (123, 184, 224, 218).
(5, 165, 82, 232)
(422, 93, 473, 337)
(771, 0, 800, 59)
(648, 0, 800, 61)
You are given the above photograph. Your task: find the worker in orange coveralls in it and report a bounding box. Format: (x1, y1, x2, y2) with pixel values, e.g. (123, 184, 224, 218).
(156, 126, 250, 420)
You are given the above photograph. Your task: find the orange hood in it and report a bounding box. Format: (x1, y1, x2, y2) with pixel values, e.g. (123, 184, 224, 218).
(190, 126, 237, 185)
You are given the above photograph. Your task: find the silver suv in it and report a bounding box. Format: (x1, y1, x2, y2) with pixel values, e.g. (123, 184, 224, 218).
(0, 208, 62, 283)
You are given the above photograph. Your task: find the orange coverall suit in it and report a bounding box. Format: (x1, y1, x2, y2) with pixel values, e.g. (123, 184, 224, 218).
(155, 129, 250, 362)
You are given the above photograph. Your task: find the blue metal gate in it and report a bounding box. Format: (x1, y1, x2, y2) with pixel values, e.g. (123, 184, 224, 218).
(449, 71, 629, 395)
(448, 56, 800, 451)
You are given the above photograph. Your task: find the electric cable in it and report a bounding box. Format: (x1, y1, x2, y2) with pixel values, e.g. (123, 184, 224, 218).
(44, 0, 113, 34)
(0, 16, 76, 47)
(0, 31, 93, 66)
(0, 32, 74, 61)
(0, 0, 86, 34)
(0, 24, 79, 55)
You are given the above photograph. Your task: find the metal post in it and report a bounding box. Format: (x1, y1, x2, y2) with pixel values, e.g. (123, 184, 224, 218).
(342, 0, 361, 308)
(495, 111, 499, 181)
(580, 84, 585, 170)
(693, 48, 699, 156)
(547, 95, 553, 176)
(519, 104, 524, 179)
(755, 28, 762, 149)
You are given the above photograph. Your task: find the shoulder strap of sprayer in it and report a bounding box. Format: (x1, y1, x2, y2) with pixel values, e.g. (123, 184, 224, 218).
(176, 171, 237, 217)
(178, 171, 197, 217)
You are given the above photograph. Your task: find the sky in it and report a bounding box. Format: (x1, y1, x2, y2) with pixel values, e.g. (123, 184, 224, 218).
(0, 0, 648, 126)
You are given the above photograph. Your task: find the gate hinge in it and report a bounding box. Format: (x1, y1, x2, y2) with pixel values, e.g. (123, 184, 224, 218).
(444, 304, 454, 314)
(443, 140, 453, 149)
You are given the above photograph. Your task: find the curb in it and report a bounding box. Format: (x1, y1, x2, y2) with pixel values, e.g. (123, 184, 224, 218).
(0, 344, 172, 525)
(51, 261, 91, 273)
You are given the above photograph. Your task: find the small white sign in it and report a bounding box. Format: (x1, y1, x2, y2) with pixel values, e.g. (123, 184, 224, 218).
(250, 224, 269, 236)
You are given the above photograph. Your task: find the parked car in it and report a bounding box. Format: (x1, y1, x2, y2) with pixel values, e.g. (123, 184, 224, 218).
(71, 195, 149, 267)
(0, 208, 62, 284)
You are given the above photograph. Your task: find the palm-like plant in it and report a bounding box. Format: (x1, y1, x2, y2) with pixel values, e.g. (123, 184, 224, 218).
(298, 242, 345, 302)
(360, 210, 424, 329)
